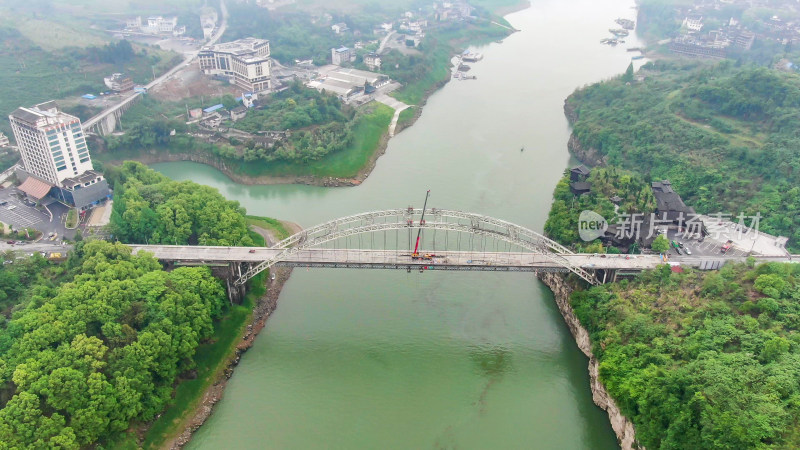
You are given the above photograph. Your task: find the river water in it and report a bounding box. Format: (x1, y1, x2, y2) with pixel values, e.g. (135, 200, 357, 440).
(156, 0, 647, 447)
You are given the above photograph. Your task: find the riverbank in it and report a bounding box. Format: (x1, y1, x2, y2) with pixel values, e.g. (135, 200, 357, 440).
(166, 266, 294, 449)
(128, 219, 300, 449)
(538, 272, 639, 450)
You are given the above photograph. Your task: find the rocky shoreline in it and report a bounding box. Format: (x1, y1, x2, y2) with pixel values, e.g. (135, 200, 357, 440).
(166, 266, 294, 449)
(538, 272, 640, 450)
(564, 99, 607, 167)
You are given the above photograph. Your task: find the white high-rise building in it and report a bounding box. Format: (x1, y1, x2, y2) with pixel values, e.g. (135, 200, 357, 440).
(9, 101, 93, 186)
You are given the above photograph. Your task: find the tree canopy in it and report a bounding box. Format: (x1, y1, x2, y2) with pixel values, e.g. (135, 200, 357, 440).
(0, 241, 227, 448)
(573, 262, 800, 448)
(107, 162, 254, 246)
(566, 61, 800, 250)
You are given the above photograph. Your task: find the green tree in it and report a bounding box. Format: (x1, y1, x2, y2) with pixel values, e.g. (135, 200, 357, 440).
(651, 234, 670, 253)
(622, 62, 634, 83)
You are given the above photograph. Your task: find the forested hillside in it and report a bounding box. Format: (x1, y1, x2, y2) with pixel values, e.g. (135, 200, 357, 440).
(0, 241, 227, 448)
(573, 262, 800, 448)
(107, 161, 254, 246)
(566, 61, 800, 248)
(544, 167, 654, 249)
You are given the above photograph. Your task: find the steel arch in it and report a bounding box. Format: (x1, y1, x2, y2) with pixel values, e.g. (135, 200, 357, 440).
(236, 209, 597, 286)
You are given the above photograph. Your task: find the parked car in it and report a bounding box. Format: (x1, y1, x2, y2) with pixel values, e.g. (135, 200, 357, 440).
(684, 247, 692, 255)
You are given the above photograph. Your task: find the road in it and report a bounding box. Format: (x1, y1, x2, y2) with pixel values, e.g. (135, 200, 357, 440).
(0, 241, 71, 256)
(377, 31, 396, 54)
(127, 245, 668, 270)
(84, 0, 229, 130)
(374, 93, 410, 137)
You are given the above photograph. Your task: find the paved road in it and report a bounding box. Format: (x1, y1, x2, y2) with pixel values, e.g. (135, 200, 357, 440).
(377, 31, 396, 54)
(374, 93, 410, 137)
(0, 241, 70, 256)
(85, 0, 229, 130)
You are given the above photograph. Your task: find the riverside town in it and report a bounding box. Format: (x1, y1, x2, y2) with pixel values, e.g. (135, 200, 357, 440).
(2, 0, 800, 449)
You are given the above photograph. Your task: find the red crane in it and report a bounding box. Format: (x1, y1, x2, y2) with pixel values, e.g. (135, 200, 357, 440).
(412, 190, 430, 258)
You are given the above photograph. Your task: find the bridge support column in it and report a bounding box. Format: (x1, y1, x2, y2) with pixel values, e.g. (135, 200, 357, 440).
(215, 262, 248, 304)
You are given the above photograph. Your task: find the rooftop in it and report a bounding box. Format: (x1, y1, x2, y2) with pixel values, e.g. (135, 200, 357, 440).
(652, 180, 695, 214)
(204, 38, 270, 56)
(10, 101, 79, 127)
(570, 164, 590, 175)
(61, 170, 102, 190)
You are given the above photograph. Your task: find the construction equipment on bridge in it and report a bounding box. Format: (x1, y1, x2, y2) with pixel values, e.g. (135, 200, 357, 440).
(132, 208, 603, 289)
(412, 190, 430, 260)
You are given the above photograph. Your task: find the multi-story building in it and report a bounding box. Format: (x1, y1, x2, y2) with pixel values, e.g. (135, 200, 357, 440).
(9, 102, 109, 209)
(363, 52, 382, 71)
(331, 46, 355, 65)
(9, 101, 93, 185)
(103, 73, 134, 92)
(126, 16, 184, 36)
(199, 38, 272, 92)
(0, 133, 9, 147)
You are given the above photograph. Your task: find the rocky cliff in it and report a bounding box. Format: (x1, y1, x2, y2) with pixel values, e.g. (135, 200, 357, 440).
(538, 272, 640, 450)
(563, 99, 607, 167)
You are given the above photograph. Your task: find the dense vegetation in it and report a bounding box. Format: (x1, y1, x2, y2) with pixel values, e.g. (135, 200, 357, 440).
(102, 85, 372, 165)
(544, 167, 655, 251)
(231, 83, 356, 163)
(223, 2, 384, 65)
(566, 61, 800, 249)
(107, 161, 254, 246)
(0, 27, 179, 136)
(573, 262, 800, 448)
(0, 241, 227, 448)
(234, 84, 349, 132)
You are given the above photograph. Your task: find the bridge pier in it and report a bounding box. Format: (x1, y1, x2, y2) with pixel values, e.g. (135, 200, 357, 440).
(211, 262, 251, 304)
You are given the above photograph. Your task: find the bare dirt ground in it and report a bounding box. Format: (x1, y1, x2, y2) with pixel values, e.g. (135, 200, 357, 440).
(150, 62, 241, 102)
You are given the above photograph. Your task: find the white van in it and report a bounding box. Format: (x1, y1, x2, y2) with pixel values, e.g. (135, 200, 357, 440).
(7, 205, 16, 210)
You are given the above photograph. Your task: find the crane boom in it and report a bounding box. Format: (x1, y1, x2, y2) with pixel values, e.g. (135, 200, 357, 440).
(412, 190, 430, 256)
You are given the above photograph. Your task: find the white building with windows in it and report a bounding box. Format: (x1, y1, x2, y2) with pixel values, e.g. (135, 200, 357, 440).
(199, 38, 273, 92)
(331, 46, 355, 65)
(9, 101, 93, 185)
(9, 102, 109, 209)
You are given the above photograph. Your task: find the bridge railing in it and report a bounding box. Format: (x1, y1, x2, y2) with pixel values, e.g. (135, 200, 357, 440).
(235, 209, 598, 286)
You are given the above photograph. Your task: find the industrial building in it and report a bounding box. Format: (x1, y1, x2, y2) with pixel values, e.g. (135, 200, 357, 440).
(199, 38, 273, 92)
(8, 101, 110, 209)
(307, 68, 390, 99)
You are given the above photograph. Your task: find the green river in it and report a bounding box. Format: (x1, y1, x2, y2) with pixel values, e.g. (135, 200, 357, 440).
(154, 0, 648, 447)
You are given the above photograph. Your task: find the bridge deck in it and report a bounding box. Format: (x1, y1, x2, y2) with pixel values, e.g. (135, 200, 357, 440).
(130, 245, 668, 270)
(129, 245, 800, 271)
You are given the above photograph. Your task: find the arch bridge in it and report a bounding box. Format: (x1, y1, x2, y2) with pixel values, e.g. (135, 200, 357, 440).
(130, 208, 666, 302)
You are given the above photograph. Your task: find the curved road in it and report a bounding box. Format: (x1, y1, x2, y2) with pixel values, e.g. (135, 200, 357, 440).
(84, 0, 229, 130)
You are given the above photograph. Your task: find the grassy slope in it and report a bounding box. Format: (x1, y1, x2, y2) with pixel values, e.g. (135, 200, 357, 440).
(0, 29, 179, 136)
(237, 102, 393, 178)
(96, 102, 394, 179)
(246, 216, 292, 241)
